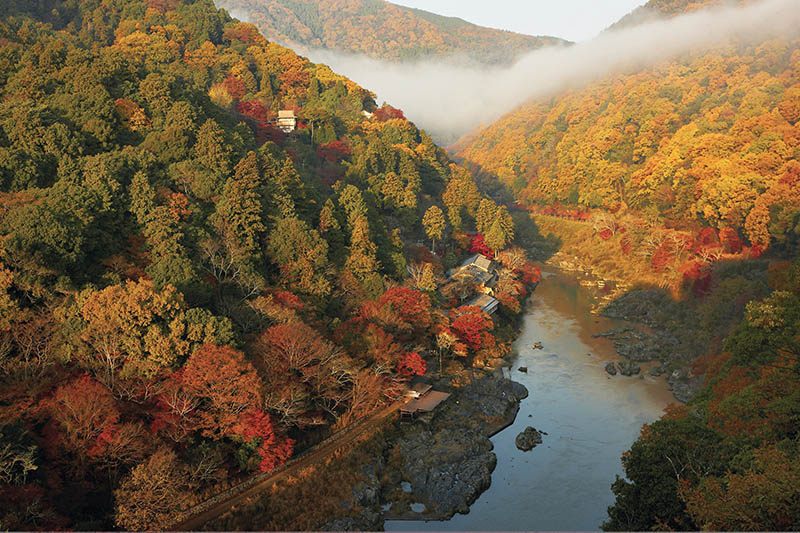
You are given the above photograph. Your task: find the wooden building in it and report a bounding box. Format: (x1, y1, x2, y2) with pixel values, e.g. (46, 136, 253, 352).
(400, 382, 451, 417)
(276, 110, 297, 133)
(466, 293, 500, 315)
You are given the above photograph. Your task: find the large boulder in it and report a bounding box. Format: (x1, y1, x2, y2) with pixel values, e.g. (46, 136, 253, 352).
(605, 362, 617, 376)
(618, 360, 641, 377)
(510, 380, 529, 400)
(515, 427, 543, 451)
(394, 427, 497, 517)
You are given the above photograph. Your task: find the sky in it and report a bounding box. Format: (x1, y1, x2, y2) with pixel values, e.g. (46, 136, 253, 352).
(390, 0, 647, 42)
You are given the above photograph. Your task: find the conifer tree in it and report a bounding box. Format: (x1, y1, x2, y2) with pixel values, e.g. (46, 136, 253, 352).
(423, 205, 446, 252)
(346, 215, 381, 280)
(476, 198, 497, 235)
(212, 151, 266, 264)
(267, 217, 331, 297)
(419, 263, 437, 292)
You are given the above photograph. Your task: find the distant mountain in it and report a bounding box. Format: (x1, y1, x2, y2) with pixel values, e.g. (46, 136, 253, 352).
(453, 2, 800, 253)
(214, 0, 569, 64)
(607, 0, 742, 31)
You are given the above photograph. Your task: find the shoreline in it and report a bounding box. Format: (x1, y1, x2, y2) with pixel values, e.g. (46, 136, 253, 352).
(542, 256, 705, 403)
(322, 264, 683, 531)
(320, 291, 538, 531)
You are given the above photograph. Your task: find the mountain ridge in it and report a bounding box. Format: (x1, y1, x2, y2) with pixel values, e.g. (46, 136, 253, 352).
(214, 0, 569, 65)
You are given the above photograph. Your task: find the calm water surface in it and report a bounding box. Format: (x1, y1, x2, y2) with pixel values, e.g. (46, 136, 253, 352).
(385, 267, 675, 531)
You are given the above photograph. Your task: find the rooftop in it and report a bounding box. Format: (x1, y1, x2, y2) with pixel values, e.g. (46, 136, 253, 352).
(460, 254, 493, 272)
(466, 294, 500, 315)
(401, 381, 451, 416)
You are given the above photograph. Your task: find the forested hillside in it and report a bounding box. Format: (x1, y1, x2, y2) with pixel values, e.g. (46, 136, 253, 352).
(454, 29, 800, 264)
(607, 0, 741, 31)
(603, 259, 800, 531)
(447, 2, 800, 529)
(213, 0, 567, 64)
(0, 0, 536, 529)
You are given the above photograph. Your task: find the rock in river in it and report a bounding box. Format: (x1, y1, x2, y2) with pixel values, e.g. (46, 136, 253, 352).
(515, 427, 544, 451)
(605, 362, 617, 376)
(618, 360, 641, 377)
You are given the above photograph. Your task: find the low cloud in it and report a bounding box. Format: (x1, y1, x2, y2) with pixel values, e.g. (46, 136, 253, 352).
(304, 0, 800, 144)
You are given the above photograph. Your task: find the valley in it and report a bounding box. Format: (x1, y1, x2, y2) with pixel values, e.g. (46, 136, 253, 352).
(385, 266, 675, 531)
(0, 0, 797, 531)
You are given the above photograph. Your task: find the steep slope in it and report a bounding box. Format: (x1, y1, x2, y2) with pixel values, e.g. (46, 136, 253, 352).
(448, 3, 800, 530)
(0, 0, 536, 530)
(603, 259, 800, 531)
(453, 5, 800, 257)
(214, 0, 568, 64)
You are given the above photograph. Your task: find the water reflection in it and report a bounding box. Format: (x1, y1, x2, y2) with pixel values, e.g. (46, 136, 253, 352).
(385, 267, 674, 531)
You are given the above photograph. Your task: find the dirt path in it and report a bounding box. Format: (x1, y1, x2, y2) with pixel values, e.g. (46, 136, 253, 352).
(170, 401, 404, 531)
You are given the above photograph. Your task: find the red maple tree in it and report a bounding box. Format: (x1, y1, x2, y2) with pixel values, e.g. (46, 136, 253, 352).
(397, 352, 426, 378)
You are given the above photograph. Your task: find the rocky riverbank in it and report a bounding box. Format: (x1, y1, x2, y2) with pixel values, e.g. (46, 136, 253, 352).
(599, 293, 706, 402)
(547, 253, 705, 403)
(322, 370, 529, 531)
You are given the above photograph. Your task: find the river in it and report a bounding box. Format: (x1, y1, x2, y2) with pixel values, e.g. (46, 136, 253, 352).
(385, 266, 675, 531)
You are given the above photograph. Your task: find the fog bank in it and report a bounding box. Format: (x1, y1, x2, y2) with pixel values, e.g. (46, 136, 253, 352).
(304, 0, 800, 144)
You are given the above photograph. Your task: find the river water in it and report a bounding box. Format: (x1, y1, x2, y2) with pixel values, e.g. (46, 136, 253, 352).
(385, 266, 675, 531)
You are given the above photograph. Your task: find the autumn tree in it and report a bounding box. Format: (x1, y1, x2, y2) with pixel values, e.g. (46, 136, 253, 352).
(231, 409, 293, 472)
(682, 446, 800, 531)
(450, 306, 495, 354)
(360, 286, 433, 341)
(181, 344, 262, 439)
(409, 262, 437, 292)
(335, 366, 401, 430)
(397, 351, 427, 378)
(422, 205, 446, 252)
(252, 322, 353, 422)
(114, 447, 192, 531)
(47, 375, 145, 470)
(0, 421, 38, 486)
(79, 280, 229, 389)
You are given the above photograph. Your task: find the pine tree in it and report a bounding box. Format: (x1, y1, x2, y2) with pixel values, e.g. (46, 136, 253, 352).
(485, 217, 509, 257)
(338, 184, 368, 232)
(194, 119, 231, 180)
(476, 198, 497, 234)
(212, 151, 266, 264)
